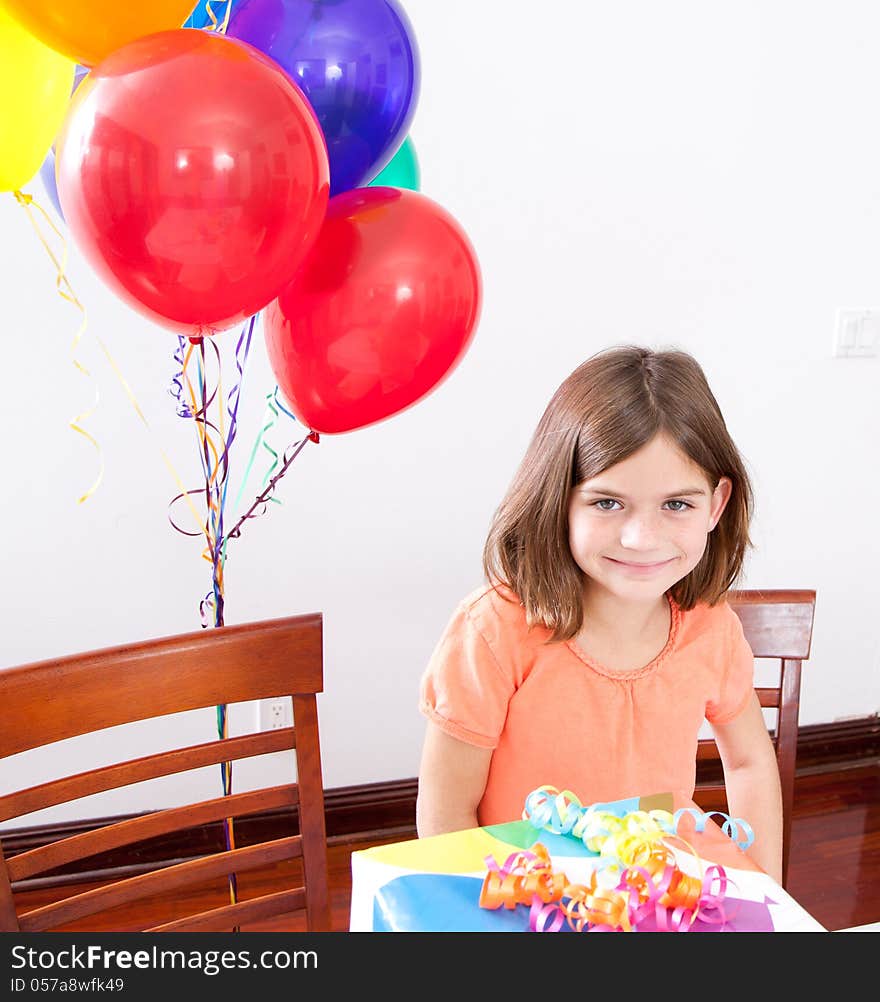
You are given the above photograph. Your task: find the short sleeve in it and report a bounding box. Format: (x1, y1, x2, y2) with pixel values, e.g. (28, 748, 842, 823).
(705, 605, 756, 724)
(418, 599, 516, 749)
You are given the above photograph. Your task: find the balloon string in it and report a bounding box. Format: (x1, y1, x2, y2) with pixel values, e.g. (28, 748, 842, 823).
(213, 317, 256, 597)
(205, 1, 233, 33)
(96, 335, 207, 539)
(13, 189, 103, 504)
(196, 343, 217, 556)
(221, 431, 317, 557)
(183, 339, 240, 911)
(177, 345, 238, 905)
(197, 322, 258, 921)
(271, 384, 297, 422)
(203, 342, 228, 628)
(218, 317, 255, 512)
(215, 701, 238, 909)
(12, 193, 206, 537)
(168, 336, 194, 417)
(215, 321, 258, 916)
(261, 387, 298, 489)
(196, 343, 221, 596)
(180, 344, 225, 567)
(230, 384, 296, 518)
(231, 390, 280, 516)
(179, 320, 255, 628)
(259, 393, 282, 491)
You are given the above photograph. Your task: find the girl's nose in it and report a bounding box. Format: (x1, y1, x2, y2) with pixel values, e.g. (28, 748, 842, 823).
(619, 513, 661, 550)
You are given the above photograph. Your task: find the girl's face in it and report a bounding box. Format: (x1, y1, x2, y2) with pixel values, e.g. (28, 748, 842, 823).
(567, 432, 732, 606)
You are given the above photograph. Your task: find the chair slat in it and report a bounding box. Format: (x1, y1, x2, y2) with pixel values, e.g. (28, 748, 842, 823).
(147, 887, 307, 932)
(0, 614, 322, 757)
(696, 740, 721, 762)
(756, 687, 780, 708)
(9, 785, 299, 881)
(0, 728, 295, 823)
(18, 837, 302, 932)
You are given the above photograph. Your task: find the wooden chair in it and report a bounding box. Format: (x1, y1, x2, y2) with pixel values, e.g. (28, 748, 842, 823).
(0, 613, 331, 932)
(694, 589, 816, 888)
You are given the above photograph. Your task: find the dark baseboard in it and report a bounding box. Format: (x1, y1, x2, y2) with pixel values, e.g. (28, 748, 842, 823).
(793, 714, 880, 773)
(5, 714, 878, 891)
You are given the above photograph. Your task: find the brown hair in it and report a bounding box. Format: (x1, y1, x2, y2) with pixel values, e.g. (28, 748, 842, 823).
(482, 345, 753, 640)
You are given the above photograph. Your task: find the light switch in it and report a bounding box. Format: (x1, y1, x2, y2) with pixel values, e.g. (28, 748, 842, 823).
(834, 309, 880, 357)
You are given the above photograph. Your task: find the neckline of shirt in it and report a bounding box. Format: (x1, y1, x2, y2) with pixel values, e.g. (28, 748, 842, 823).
(565, 593, 682, 681)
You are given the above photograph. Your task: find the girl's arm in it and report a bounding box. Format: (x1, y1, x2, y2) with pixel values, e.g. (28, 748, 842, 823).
(416, 721, 493, 837)
(711, 690, 783, 883)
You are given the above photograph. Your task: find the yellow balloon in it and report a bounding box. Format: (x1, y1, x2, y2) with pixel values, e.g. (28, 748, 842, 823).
(0, 0, 195, 67)
(0, 7, 74, 193)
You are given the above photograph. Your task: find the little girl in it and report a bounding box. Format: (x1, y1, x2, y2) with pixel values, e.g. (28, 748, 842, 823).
(416, 344, 783, 882)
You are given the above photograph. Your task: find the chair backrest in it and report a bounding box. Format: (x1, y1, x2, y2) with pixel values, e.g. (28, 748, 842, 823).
(0, 614, 331, 932)
(695, 589, 816, 888)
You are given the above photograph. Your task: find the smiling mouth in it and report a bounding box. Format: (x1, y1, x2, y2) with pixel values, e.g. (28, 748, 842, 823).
(605, 557, 674, 568)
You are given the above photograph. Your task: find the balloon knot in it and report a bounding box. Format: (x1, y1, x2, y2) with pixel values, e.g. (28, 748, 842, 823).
(13, 190, 33, 207)
(308, 431, 320, 444)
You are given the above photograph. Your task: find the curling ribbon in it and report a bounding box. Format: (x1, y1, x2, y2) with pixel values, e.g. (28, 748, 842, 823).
(168, 336, 194, 417)
(671, 807, 755, 851)
(523, 784, 754, 851)
(13, 189, 103, 504)
(176, 332, 255, 909)
(484, 785, 752, 931)
(521, 786, 585, 834)
(220, 431, 316, 552)
(481, 837, 735, 933)
(259, 387, 297, 491)
(479, 845, 567, 911)
(177, 337, 228, 570)
(128, 354, 213, 542)
(230, 384, 298, 520)
(204, 1, 233, 33)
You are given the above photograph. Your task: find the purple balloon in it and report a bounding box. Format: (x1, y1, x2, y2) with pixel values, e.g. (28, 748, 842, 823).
(227, 0, 420, 195)
(39, 147, 64, 220)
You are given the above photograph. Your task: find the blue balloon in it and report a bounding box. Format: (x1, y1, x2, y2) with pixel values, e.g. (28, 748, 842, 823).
(185, 1, 234, 29)
(227, 0, 420, 195)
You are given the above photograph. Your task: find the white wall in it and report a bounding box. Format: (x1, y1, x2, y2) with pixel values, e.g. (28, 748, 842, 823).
(1, 1, 879, 827)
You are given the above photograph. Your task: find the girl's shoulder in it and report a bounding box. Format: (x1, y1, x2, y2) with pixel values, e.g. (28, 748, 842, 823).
(674, 596, 746, 648)
(458, 580, 525, 624)
(454, 580, 547, 650)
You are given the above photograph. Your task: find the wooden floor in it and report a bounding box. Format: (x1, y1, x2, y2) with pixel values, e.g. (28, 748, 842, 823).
(12, 762, 880, 933)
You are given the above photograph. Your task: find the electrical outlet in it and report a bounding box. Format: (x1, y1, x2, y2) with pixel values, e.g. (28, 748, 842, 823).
(833, 309, 880, 357)
(259, 697, 293, 731)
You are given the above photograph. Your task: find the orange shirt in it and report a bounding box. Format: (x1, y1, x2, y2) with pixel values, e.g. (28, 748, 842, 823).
(419, 583, 755, 826)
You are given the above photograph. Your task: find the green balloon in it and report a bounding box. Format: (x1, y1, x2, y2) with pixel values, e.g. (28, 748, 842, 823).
(368, 136, 421, 191)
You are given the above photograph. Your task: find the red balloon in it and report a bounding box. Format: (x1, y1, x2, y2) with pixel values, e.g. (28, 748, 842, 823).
(55, 30, 329, 337)
(264, 187, 482, 434)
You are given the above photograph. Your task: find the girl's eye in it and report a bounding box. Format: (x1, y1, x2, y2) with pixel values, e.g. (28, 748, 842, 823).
(592, 499, 621, 511)
(664, 499, 693, 512)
